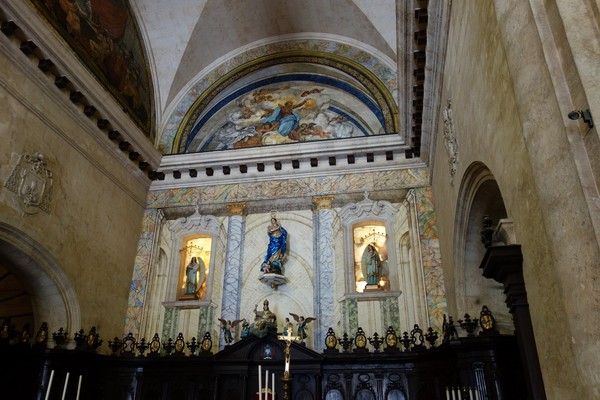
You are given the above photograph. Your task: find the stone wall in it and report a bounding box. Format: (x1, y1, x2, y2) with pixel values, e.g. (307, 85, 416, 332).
(433, 0, 600, 398)
(131, 180, 445, 353)
(0, 37, 151, 340)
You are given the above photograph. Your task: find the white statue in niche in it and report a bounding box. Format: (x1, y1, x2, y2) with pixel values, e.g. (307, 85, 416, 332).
(184, 256, 205, 298)
(361, 244, 382, 286)
(353, 224, 388, 292)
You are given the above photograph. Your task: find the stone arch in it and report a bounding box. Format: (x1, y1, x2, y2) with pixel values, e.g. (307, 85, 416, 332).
(0, 223, 80, 335)
(399, 232, 411, 276)
(453, 162, 512, 332)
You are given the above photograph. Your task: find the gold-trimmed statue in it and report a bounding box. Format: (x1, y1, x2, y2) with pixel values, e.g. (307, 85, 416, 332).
(250, 300, 277, 338)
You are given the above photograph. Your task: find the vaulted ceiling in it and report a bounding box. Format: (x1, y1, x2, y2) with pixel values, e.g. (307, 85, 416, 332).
(2, 1, 449, 183)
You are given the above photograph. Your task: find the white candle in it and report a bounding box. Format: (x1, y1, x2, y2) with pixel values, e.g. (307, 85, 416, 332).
(44, 370, 55, 400)
(76, 375, 82, 400)
(61, 372, 70, 400)
(475, 390, 479, 400)
(469, 388, 473, 400)
(258, 365, 262, 399)
(265, 369, 269, 400)
(446, 388, 450, 400)
(457, 388, 462, 400)
(451, 388, 456, 400)
(272, 372, 275, 399)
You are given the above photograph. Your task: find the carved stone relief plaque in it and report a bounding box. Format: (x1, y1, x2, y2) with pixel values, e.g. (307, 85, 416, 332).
(4, 153, 54, 214)
(442, 98, 458, 182)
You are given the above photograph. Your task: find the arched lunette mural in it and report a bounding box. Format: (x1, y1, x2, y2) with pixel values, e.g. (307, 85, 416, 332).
(168, 48, 399, 154)
(184, 74, 386, 153)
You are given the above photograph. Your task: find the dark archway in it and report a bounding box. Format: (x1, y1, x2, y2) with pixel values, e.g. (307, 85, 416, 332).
(0, 223, 80, 336)
(453, 162, 511, 331)
(455, 163, 546, 399)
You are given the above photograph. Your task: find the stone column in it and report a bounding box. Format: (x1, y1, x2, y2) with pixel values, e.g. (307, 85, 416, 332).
(219, 202, 247, 348)
(312, 195, 335, 348)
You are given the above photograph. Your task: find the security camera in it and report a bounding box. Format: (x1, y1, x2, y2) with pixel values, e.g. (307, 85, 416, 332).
(568, 109, 594, 128)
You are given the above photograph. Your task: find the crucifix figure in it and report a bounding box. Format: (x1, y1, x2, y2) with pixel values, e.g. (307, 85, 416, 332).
(278, 331, 300, 379)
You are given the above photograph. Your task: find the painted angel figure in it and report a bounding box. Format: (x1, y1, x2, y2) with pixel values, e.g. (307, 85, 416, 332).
(290, 313, 316, 343)
(218, 318, 242, 345)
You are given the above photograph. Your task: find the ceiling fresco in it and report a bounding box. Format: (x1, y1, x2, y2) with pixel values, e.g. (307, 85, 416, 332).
(159, 38, 399, 156)
(185, 77, 385, 153)
(175, 51, 399, 154)
(29, 0, 154, 138)
(23, 1, 408, 159)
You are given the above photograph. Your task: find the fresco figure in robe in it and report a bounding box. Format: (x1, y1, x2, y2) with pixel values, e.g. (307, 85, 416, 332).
(261, 218, 287, 274)
(361, 244, 382, 286)
(260, 100, 308, 141)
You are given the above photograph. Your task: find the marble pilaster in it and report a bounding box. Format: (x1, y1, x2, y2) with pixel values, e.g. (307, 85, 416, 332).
(380, 297, 401, 332)
(341, 298, 358, 336)
(125, 208, 161, 336)
(162, 306, 180, 342)
(411, 187, 447, 329)
(219, 202, 247, 349)
(312, 195, 336, 348)
(197, 304, 216, 344)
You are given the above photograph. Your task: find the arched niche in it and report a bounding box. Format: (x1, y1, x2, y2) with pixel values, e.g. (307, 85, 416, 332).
(338, 194, 399, 296)
(355, 388, 376, 400)
(386, 389, 406, 400)
(325, 389, 344, 400)
(454, 162, 512, 332)
(0, 223, 80, 336)
(164, 208, 221, 307)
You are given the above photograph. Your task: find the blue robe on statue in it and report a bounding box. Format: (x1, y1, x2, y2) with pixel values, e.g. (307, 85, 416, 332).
(262, 225, 287, 273)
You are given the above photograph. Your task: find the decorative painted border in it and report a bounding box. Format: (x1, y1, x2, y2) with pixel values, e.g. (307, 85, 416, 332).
(147, 168, 430, 208)
(125, 209, 159, 335)
(412, 187, 447, 329)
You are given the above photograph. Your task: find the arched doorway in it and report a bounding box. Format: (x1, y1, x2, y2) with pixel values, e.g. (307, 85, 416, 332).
(0, 223, 80, 338)
(0, 262, 34, 338)
(454, 162, 546, 399)
(453, 162, 511, 332)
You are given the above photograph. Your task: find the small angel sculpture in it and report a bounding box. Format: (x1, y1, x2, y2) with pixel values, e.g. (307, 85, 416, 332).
(240, 319, 251, 339)
(283, 317, 294, 336)
(218, 318, 243, 345)
(290, 313, 316, 343)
